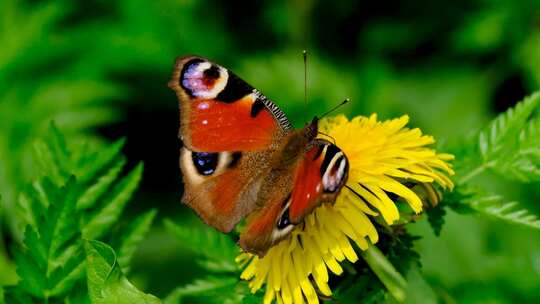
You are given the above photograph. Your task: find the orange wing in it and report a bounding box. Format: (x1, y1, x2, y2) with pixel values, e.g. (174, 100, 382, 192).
(169, 56, 292, 152)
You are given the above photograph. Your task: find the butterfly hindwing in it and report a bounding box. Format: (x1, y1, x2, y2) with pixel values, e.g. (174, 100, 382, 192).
(289, 139, 349, 222)
(180, 148, 271, 232)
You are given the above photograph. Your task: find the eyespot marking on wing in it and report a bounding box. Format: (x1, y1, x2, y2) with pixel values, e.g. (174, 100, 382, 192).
(180, 148, 241, 186)
(180, 59, 229, 99)
(271, 195, 295, 242)
(320, 146, 349, 193)
(192, 152, 219, 176)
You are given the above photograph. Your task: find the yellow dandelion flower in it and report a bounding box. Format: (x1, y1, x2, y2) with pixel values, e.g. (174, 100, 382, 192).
(237, 114, 455, 304)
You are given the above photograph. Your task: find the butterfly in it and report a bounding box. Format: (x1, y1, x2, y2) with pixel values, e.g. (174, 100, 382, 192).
(169, 56, 349, 256)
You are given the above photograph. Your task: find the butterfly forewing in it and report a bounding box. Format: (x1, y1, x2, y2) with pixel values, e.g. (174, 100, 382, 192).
(169, 56, 292, 152)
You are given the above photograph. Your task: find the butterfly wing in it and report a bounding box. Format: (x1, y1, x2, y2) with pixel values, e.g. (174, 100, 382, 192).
(289, 139, 349, 222)
(169, 56, 293, 152)
(239, 139, 349, 256)
(170, 56, 293, 232)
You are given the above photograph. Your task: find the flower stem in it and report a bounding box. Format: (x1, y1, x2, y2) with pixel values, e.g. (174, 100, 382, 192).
(362, 244, 407, 303)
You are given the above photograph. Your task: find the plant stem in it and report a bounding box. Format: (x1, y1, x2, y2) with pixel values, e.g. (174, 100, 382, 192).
(362, 244, 407, 303)
(458, 162, 493, 185)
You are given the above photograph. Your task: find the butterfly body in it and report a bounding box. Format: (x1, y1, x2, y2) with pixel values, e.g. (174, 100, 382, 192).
(170, 56, 349, 256)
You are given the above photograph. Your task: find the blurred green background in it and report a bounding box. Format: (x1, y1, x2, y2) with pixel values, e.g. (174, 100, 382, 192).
(1, 0, 539, 303)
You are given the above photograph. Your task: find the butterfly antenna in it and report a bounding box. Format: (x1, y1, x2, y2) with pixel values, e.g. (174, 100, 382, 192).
(303, 50, 308, 113)
(318, 98, 350, 119)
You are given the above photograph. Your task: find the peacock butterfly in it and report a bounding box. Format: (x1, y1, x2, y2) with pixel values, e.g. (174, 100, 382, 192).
(168, 56, 349, 256)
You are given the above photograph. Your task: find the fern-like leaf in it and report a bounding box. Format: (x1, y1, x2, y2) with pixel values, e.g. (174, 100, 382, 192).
(32, 124, 147, 242)
(113, 209, 157, 274)
(6, 126, 151, 302)
(469, 194, 540, 229)
(163, 277, 238, 304)
(463, 92, 540, 183)
(496, 118, 540, 182)
(76, 155, 126, 210)
(32, 123, 72, 186)
(13, 177, 84, 300)
(76, 138, 126, 184)
(82, 162, 144, 239)
(0, 0, 124, 240)
(478, 92, 539, 160)
(2, 286, 33, 304)
(455, 92, 540, 229)
(164, 219, 237, 273)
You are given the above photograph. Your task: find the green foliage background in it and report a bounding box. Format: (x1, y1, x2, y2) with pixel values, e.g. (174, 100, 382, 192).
(0, 0, 539, 303)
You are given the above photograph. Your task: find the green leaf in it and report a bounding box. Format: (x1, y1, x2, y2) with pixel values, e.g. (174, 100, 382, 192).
(425, 204, 446, 236)
(48, 122, 72, 178)
(362, 244, 407, 303)
(12, 245, 45, 298)
(163, 277, 238, 304)
(77, 138, 126, 184)
(64, 281, 92, 304)
(446, 186, 540, 230)
(333, 270, 386, 304)
(49, 256, 86, 296)
(453, 92, 540, 229)
(83, 163, 144, 239)
(385, 233, 421, 275)
(33, 140, 65, 187)
(16, 183, 47, 233)
(478, 92, 539, 161)
(31, 122, 76, 187)
(114, 209, 157, 274)
(468, 194, 540, 229)
(84, 240, 161, 304)
(11, 126, 147, 302)
(437, 186, 475, 215)
(77, 156, 126, 210)
(2, 286, 33, 304)
(14, 177, 83, 299)
(46, 178, 80, 262)
(0, 0, 124, 240)
(164, 219, 237, 273)
(460, 91, 540, 183)
(496, 118, 540, 182)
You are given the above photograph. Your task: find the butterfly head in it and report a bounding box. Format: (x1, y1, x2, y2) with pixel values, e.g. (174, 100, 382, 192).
(304, 116, 319, 141)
